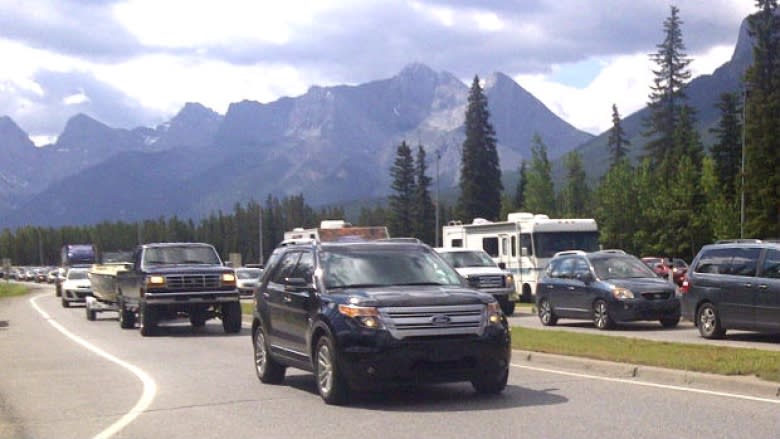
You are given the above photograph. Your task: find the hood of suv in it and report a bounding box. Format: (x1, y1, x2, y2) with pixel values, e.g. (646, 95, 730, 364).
(335, 285, 492, 308)
(606, 277, 675, 292)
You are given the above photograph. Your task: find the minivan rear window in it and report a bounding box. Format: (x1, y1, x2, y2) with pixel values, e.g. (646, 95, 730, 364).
(694, 247, 761, 276)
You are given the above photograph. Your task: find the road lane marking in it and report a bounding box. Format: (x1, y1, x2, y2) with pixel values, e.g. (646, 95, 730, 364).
(511, 363, 780, 405)
(30, 295, 158, 439)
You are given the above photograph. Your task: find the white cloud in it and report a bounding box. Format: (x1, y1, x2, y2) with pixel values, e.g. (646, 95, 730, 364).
(62, 91, 89, 105)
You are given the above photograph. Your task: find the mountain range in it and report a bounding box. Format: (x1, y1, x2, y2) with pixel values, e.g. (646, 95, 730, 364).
(0, 15, 754, 228)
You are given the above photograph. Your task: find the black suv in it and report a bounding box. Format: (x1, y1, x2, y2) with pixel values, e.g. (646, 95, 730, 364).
(681, 242, 780, 339)
(536, 250, 680, 329)
(251, 240, 511, 405)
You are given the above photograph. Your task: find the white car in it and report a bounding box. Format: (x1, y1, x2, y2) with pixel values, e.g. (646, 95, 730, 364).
(236, 267, 263, 298)
(61, 267, 92, 308)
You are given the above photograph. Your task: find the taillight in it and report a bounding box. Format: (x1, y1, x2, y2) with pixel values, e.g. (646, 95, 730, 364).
(680, 278, 689, 294)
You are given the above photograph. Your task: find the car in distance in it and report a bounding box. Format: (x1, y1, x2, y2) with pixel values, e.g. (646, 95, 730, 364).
(61, 267, 93, 308)
(536, 250, 680, 329)
(252, 239, 511, 405)
(681, 242, 780, 339)
(434, 247, 518, 315)
(235, 267, 263, 298)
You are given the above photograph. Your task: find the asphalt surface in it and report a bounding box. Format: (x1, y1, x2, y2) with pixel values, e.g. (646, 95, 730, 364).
(1, 284, 779, 439)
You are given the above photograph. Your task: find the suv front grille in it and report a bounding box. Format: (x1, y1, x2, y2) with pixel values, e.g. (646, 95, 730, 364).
(468, 275, 504, 289)
(640, 291, 672, 300)
(379, 304, 485, 339)
(165, 274, 221, 290)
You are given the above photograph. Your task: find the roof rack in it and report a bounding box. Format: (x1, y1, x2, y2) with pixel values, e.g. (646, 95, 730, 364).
(598, 249, 627, 255)
(553, 250, 587, 257)
(376, 237, 423, 244)
(715, 239, 763, 244)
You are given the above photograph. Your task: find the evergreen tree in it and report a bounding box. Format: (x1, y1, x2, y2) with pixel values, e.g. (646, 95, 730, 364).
(523, 134, 556, 216)
(561, 151, 590, 217)
(744, 0, 780, 238)
(607, 104, 630, 168)
(643, 5, 692, 177)
(413, 145, 436, 244)
(701, 156, 739, 240)
(457, 75, 502, 222)
(709, 92, 743, 199)
(513, 161, 527, 210)
(388, 141, 416, 237)
(594, 159, 637, 253)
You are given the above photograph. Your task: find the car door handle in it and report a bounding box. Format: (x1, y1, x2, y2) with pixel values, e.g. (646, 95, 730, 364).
(744, 283, 753, 288)
(546, 284, 554, 289)
(759, 284, 768, 290)
(567, 286, 575, 291)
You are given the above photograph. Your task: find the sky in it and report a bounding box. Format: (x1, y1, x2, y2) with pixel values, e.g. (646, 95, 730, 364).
(0, 0, 756, 145)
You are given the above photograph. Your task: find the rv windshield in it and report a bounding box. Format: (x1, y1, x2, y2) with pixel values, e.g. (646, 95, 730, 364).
(533, 231, 600, 258)
(438, 250, 496, 268)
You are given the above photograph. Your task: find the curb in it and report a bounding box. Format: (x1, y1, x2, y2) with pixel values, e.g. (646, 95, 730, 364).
(513, 349, 780, 401)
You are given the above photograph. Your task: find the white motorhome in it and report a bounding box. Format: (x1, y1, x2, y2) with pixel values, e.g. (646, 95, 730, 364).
(442, 212, 599, 302)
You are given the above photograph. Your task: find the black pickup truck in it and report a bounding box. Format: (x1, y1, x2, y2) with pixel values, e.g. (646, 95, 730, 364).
(114, 242, 241, 336)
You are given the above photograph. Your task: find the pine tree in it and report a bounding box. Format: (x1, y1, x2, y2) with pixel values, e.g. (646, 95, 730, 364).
(744, 0, 780, 238)
(514, 161, 527, 210)
(709, 92, 743, 199)
(644, 5, 692, 177)
(701, 156, 739, 240)
(523, 134, 556, 216)
(413, 145, 436, 244)
(595, 159, 636, 252)
(457, 75, 502, 222)
(561, 151, 589, 217)
(388, 141, 416, 237)
(607, 104, 630, 168)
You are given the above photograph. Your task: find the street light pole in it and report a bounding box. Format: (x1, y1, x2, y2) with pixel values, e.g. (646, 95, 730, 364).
(435, 149, 440, 247)
(741, 86, 747, 239)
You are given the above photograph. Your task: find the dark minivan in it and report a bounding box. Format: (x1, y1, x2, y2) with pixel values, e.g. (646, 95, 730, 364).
(681, 242, 780, 339)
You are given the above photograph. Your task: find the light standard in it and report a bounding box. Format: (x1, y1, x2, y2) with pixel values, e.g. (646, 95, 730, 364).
(435, 148, 441, 247)
(741, 86, 747, 239)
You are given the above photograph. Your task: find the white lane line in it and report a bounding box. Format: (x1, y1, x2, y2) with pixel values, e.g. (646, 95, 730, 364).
(29, 295, 157, 439)
(511, 362, 780, 405)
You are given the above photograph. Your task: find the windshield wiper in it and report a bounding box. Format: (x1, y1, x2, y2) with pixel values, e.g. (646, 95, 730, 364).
(330, 283, 386, 289)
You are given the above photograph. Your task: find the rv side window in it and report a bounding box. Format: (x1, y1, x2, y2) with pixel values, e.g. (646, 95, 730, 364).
(511, 236, 517, 257)
(451, 239, 463, 248)
(520, 234, 533, 256)
(483, 237, 499, 257)
(501, 237, 508, 256)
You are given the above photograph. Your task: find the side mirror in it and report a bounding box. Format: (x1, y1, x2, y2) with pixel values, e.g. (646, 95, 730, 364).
(576, 272, 594, 283)
(498, 262, 507, 270)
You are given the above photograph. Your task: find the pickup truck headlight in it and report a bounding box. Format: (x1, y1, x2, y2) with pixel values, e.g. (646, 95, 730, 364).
(486, 301, 502, 324)
(221, 272, 236, 285)
(146, 275, 166, 287)
(505, 273, 514, 288)
(338, 304, 384, 329)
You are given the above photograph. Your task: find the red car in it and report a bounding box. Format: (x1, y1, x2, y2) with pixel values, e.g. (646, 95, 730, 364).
(641, 257, 687, 286)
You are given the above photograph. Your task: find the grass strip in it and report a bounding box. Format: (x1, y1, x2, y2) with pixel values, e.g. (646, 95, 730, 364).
(0, 283, 28, 298)
(511, 326, 780, 383)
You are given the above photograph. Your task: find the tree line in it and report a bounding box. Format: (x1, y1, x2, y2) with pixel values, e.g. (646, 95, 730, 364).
(3, 3, 778, 266)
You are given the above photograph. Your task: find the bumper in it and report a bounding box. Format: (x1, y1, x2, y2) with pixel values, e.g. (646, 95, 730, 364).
(143, 290, 240, 305)
(238, 288, 255, 298)
(63, 289, 93, 302)
(608, 298, 681, 322)
(334, 326, 511, 390)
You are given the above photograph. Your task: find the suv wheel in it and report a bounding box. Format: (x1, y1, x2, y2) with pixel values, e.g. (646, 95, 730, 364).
(253, 325, 285, 384)
(315, 336, 349, 405)
(697, 303, 726, 339)
(538, 298, 558, 326)
(222, 302, 242, 334)
(471, 367, 508, 394)
(593, 299, 615, 330)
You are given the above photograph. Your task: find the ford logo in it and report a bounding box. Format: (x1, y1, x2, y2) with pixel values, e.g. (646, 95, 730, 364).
(431, 314, 451, 325)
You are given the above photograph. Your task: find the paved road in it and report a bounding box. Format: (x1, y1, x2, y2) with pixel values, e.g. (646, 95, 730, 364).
(1, 285, 779, 439)
(509, 307, 780, 351)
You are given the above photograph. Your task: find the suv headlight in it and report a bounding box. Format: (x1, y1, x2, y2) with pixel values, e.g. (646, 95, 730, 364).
(486, 301, 502, 325)
(612, 287, 635, 300)
(338, 304, 384, 329)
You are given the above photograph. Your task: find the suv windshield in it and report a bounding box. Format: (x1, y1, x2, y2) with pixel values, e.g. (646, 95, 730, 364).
(143, 246, 221, 266)
(591, 255, 657, 280)
(321, 247, 464, 289)
(438, 250, 496, 268)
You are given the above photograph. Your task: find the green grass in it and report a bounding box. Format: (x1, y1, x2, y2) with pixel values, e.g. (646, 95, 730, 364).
(511, 326, 780, 383)
(0, 283, 28, 298)
(241, 301, 254, 316)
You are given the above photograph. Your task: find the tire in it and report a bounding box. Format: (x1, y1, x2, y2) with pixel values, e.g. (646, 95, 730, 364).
(253, 325, 285, 384)
(520, 285, 532, 303)
(189, 309, 207, 328)
(498, 296, 516, 316)
(139, 302, 158, 337)
(118, 299, 136, 329)
(86, 304, 96, 321)
(660, 316, 680, 328)
(222, 302, 242, 334)
(537, 298, 558, 326)
(61, 296, 70, 308)
(55, 285, 61, 297)
(315, 336, 349, 405)
(696, 303, 726, 339)
(471, 367, 509, 394)
(593, 299, 615, 330)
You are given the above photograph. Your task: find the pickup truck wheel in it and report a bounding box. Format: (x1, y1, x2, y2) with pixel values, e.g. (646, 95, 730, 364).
(471, 367, 508, 394)
(315, 336, 349, 405)
(189, 309, 207, 328)
(118, 299, 136, 329)
(139, 303, 158, 337)
(253, 325, 285, 384)
(222, 302, 242, 333)
(498, 297, 515, 316)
